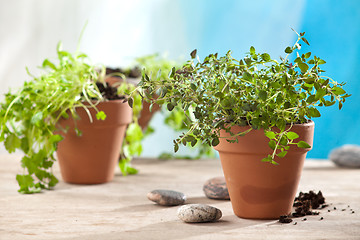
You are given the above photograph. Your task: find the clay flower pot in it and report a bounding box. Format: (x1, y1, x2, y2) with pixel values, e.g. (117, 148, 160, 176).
(213, 121, 315, 219)
(56, 100, 132, 184)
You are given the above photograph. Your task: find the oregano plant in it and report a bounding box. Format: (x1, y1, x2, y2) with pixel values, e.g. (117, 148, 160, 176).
(133, 31, 350, 164)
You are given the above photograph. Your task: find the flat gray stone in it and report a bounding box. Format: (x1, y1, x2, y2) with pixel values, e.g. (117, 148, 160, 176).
(203, 177, 230, 200)
(147, 189, 186, 206)
(177, 204, 222, 223)
(329, 145, 360, 168)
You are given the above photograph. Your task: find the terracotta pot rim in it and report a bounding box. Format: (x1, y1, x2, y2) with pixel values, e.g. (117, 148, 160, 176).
(214, 120, 315, 154)
(81, 99, 127, 105)
(222, 119, 314, 129)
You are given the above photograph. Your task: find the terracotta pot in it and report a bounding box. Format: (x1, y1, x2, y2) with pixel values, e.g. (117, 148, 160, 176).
(213, 121, 315, 219)
(105, 76, 160, 130)
(56, 100, 132, 184)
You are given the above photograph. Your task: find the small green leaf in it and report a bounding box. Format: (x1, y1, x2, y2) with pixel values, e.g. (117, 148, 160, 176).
(261, 53, 271, 61)
(250, 46, 255, 54)
(298, 62, 309, 73)
(315, 88, 326, 100)
(49, 134, 63, 144)
(16, 174, 35, 193)
(271, 160, 279, 165)
(303, 77, 315, 84)
(297, 141, 311, 148)
(258, 90, 268, 101)
(244, 57, 252, 65)
(307, 59, 315, 64)
(31, 112, 43, 125)
(168, 67, 176, 78)
(306, 95, 316, 104)
(211, 137, 220, 146)
(167, 103, 175, 111)
(128, 97, 134, 108)
(286, 131, 299, 140)
(42, 59, 57, 70)
(301, 37, 310, 45)
(242, 72, 252, 81)
(190, 49, 197, 59)
(332, 86, 346, 95)
(268, 140, 276, 150)
(307, 107, 321, 118)
(277, 151, 287, 158)
(339, 101, 343, 110)
(190, 83, 197, 91)
(285, 47, 293, 54)
(174, 143, 179, 152)
(4, 133, 21, 153)
(304, 52, 311, 58)
(265, 131, 276, 139)
(318, 59, 326, 64)
(261, 156, 272, 163)
(96, 111, 106, 121)
(276, 119, 286, 131)
(75, 128, 82, 137)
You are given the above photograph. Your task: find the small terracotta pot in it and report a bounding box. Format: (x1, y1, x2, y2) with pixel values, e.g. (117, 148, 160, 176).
(213, 121, 315, 219)
(56, 100, 132, 184)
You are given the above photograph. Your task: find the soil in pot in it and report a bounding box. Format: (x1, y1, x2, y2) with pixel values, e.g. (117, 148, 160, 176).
(96, 82, 125, 100)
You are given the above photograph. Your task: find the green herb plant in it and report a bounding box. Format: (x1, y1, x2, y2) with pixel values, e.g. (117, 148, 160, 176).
(135, 54, 215, 159)
(133, 31, 350, 164)
(0, 42, 139, 193)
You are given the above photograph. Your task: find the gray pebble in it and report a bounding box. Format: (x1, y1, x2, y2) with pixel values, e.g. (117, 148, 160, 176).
(177, 204, 222, 223)
(329, 145, 360, 168)
(147, 189, 186, 206)
(203, 177, 230, 200)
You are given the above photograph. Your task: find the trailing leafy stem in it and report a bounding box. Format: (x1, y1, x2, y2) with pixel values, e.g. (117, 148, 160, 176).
(132, 31, 350, 164)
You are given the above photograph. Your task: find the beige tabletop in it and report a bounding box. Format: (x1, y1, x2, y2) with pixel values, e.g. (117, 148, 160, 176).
(1, 154, 359, 240)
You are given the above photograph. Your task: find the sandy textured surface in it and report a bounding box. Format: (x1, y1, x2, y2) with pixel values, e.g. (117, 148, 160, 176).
(1, 155, 359, 240)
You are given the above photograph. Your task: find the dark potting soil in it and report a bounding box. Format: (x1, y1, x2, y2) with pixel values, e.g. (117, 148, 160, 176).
(96, 82, 125, 101)
(279, 190, 327, 224)
(106, 67, 141, 79)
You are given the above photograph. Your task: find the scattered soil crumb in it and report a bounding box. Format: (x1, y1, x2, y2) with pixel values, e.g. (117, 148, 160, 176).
(279, 190, 326, 224)
(292, 190, 325, 217)
(279, 215, 292, 223)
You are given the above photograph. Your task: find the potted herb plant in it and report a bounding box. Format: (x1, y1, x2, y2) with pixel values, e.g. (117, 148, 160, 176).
(132, 31, 350, 219)
(0, 42, 139, 193)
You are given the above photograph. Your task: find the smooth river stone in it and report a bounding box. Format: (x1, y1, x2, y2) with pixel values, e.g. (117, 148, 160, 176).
(329, 145, 360, 168)
(177, 204, 222, 223)
(203, 177, 230, 200)
(147, 189, 186, 206)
